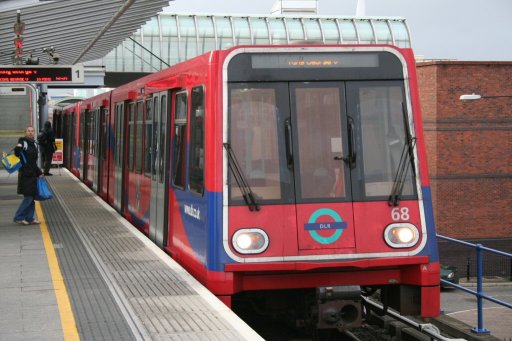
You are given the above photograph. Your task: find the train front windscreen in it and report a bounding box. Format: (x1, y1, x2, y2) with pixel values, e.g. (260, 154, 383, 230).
(226, 50, 417, 209)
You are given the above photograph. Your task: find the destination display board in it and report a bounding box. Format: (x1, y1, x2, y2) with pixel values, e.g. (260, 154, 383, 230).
(0, 64, 84, 83)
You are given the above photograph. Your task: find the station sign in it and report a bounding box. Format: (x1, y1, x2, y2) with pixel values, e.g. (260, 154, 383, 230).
(52, 138, 63, 165)
(0, 64, 84, 84)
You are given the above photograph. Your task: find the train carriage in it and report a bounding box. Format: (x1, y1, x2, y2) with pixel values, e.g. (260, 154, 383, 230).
(67, 44, 440, 332)
(57, 102, 82, 177)
(80, 92, 111, 196)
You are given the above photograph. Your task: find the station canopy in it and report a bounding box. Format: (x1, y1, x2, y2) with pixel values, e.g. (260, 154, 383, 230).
(0, 0, 171, 65)
(105, 13, 412, 73)
(0, 0, 413, 87)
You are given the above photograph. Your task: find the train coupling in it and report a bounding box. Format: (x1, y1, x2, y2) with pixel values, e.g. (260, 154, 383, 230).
(315, 286, 362, 331)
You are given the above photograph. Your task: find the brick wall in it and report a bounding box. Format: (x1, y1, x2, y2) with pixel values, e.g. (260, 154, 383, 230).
(417, 62, 512, 242)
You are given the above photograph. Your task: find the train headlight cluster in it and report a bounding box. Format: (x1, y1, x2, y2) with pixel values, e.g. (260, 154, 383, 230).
(232, 229, 269, 254)
(384, 223, 419, 248)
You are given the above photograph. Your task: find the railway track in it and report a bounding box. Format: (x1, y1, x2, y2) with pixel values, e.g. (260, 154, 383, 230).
(248, 295, 468, 341)
(343, 296, 466, 341)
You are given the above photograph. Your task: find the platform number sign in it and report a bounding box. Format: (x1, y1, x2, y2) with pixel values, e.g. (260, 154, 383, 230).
(0, 64, 85, 83)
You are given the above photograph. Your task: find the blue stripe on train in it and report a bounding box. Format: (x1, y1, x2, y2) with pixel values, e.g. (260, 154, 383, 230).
(418, 186, 439, 262)
(174, 190, 230, 272)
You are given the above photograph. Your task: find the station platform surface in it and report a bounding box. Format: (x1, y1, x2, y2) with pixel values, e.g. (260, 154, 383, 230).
(0, 169, 263, 341)
(443, 307, 512, 340)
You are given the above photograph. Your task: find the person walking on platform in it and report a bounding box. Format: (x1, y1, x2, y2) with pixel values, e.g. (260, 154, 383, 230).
(38, 120, 56, 176)
(13, 125, 43, 225)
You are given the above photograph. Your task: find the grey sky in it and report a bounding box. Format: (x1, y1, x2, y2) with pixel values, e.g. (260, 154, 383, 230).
(163, 0, 512, 61)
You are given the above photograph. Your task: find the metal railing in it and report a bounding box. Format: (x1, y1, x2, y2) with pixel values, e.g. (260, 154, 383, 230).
(437, 234, 512, 334)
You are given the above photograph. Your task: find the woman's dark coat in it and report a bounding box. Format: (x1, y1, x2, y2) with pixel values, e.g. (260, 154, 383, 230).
(15, 137, 42, 196)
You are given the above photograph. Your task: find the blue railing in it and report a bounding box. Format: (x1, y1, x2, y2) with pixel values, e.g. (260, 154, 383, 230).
(437, 234, 512, 334)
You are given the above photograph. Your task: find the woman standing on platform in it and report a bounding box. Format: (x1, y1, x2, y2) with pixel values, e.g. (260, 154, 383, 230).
(13, 125, 43, 225)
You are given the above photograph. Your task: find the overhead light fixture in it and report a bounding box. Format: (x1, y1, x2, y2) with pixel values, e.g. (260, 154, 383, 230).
(459, 93, 482, 101)
(42, 46, 59, 64)
(25, 54, 39, 65)
(460, 93, 512, 101)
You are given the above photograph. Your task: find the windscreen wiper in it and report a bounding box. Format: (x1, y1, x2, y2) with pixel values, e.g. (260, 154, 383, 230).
(388, 103, 417, 207)
(223, 143, 260, 211)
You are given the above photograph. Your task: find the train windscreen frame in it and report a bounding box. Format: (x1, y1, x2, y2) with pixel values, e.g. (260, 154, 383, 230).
(226, 49, 417, 206)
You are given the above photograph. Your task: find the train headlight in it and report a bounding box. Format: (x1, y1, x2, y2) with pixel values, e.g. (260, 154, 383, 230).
(232, 229, 269, 254)
(384, 223, 419, 248)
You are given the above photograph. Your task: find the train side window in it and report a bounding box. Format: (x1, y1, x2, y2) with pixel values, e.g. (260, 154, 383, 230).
(152, 97, 159, 180)
(172, 90, 188, 189)
(80, 110, 85, 157)
(101, 108, 108, 161)
(115, 103, 124, 167)
(135, 101, 144, 174)
(114, 104, 120, 166)
(88, 111, 93, 156)
(92, 109, 98, 156)
(128, 102, 135, 171)
(159, 95, 168, 184)
(144, 98, 152, 177)
(87, 110, 94, 156)
(72, 112, 77, 162)
(189, 86, 204, 195)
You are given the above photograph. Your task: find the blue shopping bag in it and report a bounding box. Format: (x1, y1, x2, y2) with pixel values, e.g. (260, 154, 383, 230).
(35, 177, 53, 201)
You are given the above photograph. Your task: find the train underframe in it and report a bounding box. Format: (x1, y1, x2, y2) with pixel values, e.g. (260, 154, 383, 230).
(222, 262, 440, 337)
(232, 283, 437, 338)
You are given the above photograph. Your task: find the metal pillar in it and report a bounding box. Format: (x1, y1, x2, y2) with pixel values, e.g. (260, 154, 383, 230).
(38, 84, 48, 128)
(472, 244, 490, 335)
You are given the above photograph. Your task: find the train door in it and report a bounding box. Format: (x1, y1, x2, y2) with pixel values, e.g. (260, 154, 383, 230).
(98, 107, 109, 197)
(113, 102, 126, 212)
(91, 108, 100, 192)
(85, 110, 92, 183)
(289, 82, 356, 250)
(79, 109, 86, 181)
(168, 87, 206, 259)
(62, 114, 69, 167)
(71, 112, 78, 173)
(228, 82, 356, 253)
(149, 91, 170, 247)
(291, 81, 414, 251)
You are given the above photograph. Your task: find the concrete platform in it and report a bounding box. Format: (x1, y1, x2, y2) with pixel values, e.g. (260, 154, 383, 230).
(0, 169, 262, 341)
(440, 307, 512, 340)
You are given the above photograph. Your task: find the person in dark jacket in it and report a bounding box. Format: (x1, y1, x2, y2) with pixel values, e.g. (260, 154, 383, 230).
(13, 125, 43, 225)
(37, 120, 56, 176)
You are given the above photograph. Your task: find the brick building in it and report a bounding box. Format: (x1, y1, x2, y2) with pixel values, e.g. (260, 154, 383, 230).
(416, 62, 512, 275)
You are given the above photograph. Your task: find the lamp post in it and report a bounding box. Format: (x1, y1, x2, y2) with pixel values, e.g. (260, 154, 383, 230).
(460, 93, 512, 101)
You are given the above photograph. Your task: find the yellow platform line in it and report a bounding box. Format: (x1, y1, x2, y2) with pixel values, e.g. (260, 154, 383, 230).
(35, 201, 80, 341)
(0, 134, 26, 138)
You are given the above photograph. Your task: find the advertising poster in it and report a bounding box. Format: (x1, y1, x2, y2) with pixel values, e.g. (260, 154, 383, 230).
(52, 138, 63, 165)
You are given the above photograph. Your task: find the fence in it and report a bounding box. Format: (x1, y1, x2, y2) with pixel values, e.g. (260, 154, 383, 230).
(437, 234, 512, 334)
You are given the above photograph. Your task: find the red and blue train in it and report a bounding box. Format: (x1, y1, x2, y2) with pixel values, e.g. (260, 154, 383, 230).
(54, 44, 440, 332)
